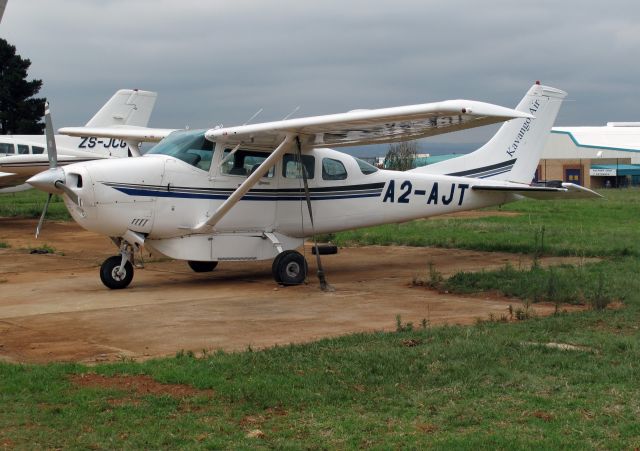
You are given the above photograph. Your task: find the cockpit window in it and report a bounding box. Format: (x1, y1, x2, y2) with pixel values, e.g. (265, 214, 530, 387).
(322, 158, 348, 181)
(146, 130, 214, 171)
(354, 157, 378, 175)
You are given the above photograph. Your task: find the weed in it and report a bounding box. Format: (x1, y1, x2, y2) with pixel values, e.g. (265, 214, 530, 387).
(534, 225, 546, 257)
(589, 272, 611, 310)
(395, 314, 413, 332)
(412, 261, 443, 289)
(0, 242, 9, 249)
(514, 306, 531, 321)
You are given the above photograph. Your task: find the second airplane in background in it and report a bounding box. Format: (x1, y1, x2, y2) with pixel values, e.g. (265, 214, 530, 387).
(0, 89, 162, 193)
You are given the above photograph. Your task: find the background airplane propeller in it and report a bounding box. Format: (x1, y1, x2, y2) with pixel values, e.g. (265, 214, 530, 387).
(29, 102, 80, 237)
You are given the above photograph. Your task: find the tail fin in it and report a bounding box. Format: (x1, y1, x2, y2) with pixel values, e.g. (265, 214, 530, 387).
(85, 89, 157, 128)
(409, 84, 566, 184)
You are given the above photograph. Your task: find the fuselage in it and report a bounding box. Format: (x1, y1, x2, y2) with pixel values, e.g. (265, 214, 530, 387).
(57, 131, 512, 242)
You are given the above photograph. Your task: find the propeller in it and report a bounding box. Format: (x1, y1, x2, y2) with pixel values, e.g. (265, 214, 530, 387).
(28, 102, 80, 238)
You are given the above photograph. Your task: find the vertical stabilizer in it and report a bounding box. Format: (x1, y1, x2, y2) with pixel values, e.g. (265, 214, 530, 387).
(85, 89, 157, 128)
(410, 84, 566, 184)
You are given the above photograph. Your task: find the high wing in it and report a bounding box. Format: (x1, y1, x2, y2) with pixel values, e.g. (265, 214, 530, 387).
(472, 182, 602, 199)
(205, 99, 533, 149)
(58, 125, 177, 143)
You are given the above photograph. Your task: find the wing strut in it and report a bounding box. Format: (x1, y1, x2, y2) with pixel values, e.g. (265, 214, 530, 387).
(193, 134, 295, 231)
(295, 137, 334, 292)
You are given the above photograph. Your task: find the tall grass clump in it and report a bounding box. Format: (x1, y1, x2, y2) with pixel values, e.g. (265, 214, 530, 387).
(443, 259, 630, 306)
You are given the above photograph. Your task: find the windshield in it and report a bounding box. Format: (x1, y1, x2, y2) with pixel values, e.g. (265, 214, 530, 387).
(147, 130, 214, 171)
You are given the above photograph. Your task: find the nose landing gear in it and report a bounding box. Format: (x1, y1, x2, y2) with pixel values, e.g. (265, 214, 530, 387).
(100, 255, 134, 289)
(100, 238, 137, 289)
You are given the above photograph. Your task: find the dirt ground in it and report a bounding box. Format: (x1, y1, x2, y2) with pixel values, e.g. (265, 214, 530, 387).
(0, 217, 585, 364)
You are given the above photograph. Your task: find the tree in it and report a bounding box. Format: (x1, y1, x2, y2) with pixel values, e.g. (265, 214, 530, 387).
(0, 38, 45, 135)
(384, 141, 418, 171)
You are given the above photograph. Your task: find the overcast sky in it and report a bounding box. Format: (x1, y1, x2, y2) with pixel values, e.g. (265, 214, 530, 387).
(2, 0, 639, 150)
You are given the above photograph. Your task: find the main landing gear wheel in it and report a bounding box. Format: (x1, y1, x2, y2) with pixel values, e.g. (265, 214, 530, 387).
(187, 260, 218, 272)
(100, 255, 134, 289)
(272, 250, 307, 286)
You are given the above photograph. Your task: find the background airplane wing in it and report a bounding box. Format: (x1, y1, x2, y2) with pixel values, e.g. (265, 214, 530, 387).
(205, 100, 533, 149)
(0, 154, 104, 188)
(0, 171, 22, 188)
(58, 125, 177, 143)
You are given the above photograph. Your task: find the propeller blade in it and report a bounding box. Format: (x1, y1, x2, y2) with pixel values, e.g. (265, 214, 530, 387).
(55, 180, 80, 206)
(44, 101, 58, 169)
(35, 193, 53, 238)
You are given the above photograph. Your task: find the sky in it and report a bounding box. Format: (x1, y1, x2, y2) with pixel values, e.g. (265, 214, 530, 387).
(1, 0, 639, 154)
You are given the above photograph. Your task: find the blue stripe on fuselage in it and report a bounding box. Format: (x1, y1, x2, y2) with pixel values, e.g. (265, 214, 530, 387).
(111, 186, 383, 201)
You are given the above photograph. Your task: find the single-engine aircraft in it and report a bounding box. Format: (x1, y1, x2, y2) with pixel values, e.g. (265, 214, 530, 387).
(27, 83, 599, 289)
(0, 89, 160, 193)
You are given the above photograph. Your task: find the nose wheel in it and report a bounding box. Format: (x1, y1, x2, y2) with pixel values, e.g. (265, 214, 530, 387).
(100, 255, 134, 289)
(272, 250, 307, 285)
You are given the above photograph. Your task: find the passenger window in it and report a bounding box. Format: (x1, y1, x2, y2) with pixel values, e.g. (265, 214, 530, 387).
(18, 144, 29, 155)
(0, 143, 15, 154)
(283, 154, 315, 179)
(32, 146, 45, 154)
(221, 149, 274, 178)
(322, 158, 348, 180)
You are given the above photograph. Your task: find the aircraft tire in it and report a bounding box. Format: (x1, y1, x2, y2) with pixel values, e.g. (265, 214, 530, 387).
(187, 260, 218, 272)
(271, 252, 286, 284)
(272, 250, 300, 284)
(275, 250, 307, 286)
(311, 244, 338, 255)
(100, 256, 134, 289)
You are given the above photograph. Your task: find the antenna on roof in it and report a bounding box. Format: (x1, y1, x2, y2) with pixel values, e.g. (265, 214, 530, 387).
(282, 106, 300, 120)
(243, 108, 263, 126)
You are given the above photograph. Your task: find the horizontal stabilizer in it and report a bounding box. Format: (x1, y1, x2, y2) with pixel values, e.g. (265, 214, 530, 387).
(472, 182, 602, 199)
(59, 125, 176, 143)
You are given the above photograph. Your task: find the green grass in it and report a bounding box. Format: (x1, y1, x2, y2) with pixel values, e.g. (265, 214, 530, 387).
(0, 241, 8, 249)
(0, 189, 71, 220)
(332, 188, 640, 257)
(1, 310, 639, 448)
(441, 259, 630, 308)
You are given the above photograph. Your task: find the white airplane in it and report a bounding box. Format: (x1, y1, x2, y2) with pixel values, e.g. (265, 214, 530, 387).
(0, 89, 159, 193)
(27, 82, 599, 290)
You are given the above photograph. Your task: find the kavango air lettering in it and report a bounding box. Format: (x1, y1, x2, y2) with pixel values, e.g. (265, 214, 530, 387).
(382, 180, 469, 206)
(506, 98, 541, 158)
